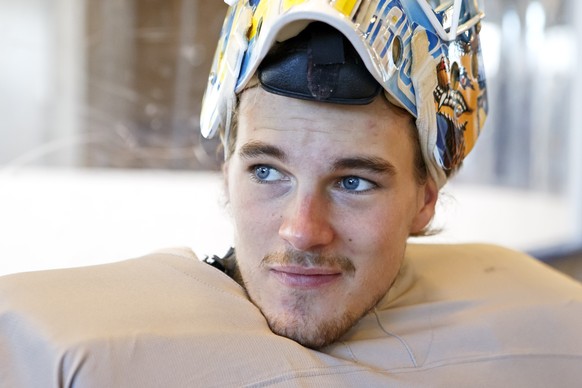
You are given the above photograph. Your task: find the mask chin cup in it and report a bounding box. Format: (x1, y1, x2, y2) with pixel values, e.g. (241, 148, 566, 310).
(258, 22, 382, 105)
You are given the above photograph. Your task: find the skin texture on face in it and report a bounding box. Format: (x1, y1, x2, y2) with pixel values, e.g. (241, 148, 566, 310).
(225, 87, 437, 349)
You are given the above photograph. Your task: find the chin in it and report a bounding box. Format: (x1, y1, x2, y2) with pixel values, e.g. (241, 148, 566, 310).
(260, 292, 380, 349)
(265, 309, 359, 349)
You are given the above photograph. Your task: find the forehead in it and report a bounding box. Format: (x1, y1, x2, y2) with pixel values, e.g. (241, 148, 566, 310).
(235, 87, 415, 161)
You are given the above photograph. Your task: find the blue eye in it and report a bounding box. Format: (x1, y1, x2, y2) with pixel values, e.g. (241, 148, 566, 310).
(340, 176, 375, 192)
(342, 177, 360, 190)
(255, 166, 271, 180)
(252, 165, 286, 183)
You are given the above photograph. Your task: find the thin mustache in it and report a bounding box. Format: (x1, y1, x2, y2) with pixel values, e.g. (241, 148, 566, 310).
(261, 250, 356, 275)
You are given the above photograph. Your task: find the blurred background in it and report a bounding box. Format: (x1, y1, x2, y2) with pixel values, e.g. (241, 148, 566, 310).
(1, 0, 581, 277)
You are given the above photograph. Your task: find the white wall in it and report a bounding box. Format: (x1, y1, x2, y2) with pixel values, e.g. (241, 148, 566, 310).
(0, 0, 52, 164)
(0, 169, 234, 275)
(0, 0, 84, 167)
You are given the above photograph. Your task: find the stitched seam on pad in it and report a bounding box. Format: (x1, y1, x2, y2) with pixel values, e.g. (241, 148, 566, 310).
(336, 340, 358, 363)
(243, 353, 582, 386)
(243, 365, 379, 387)
(162, 254, 247, 293)
(373, 308, 418, 367)
(150, 255, 250, 303)
(422, 274, 436, 367)
(385, 352, 582, 375)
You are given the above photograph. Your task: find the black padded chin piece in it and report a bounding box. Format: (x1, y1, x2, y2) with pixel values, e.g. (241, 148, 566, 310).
(258, 22, 382, 105)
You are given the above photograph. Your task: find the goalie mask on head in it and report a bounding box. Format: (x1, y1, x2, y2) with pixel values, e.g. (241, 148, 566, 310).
(200, 0, 488, 189)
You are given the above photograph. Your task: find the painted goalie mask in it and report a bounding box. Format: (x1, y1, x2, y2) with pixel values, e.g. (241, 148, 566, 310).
(200, 0, 488, 188)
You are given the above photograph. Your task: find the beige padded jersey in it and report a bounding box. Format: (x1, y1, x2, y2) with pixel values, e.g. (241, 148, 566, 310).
(1, 244, 581, 387)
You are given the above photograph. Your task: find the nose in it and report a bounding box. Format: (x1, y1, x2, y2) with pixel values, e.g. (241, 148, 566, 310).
(278, 192, 335, 251)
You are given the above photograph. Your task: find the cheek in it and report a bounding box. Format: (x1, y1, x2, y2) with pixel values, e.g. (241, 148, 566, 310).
(340, 211, 407, 307)
(341, 197, 412, 247)
(228, 175, 280, 252)
(337, 195, 415, 277)
(354, 211, 408, 275)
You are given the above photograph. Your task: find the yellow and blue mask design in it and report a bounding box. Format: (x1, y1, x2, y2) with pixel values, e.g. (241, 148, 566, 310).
(201, 0, 488, 186)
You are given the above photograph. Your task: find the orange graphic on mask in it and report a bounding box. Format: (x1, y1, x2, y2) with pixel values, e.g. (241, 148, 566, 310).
(433, 25, 487, 172)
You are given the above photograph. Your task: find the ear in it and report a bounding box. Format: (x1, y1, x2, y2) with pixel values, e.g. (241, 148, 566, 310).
(410, 177, 438, 234)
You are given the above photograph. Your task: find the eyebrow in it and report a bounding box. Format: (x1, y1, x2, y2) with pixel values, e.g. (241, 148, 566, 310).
(331, 156, 397, 176)
(238, 140, 396, 176)
(238, 140, 287, 161)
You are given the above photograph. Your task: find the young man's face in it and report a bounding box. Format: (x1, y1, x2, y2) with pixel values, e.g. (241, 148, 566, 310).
(225, 87, 437, 349)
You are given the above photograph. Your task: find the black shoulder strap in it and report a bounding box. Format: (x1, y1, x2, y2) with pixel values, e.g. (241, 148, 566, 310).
(203, 247, 235, 274)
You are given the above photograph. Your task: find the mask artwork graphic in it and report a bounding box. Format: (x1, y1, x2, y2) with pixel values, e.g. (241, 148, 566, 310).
(201, 0, 489, 186)
(433, 21, 487, 172)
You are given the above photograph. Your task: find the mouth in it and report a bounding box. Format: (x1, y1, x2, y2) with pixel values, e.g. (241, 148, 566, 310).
(435, 85, 470, 117)
(269, 266, 343, 289)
